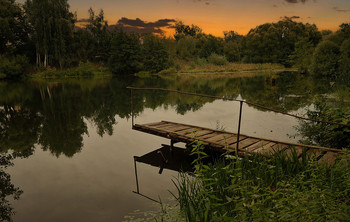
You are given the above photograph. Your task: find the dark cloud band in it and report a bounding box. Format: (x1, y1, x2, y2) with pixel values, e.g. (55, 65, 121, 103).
(111, 18, 176, 34)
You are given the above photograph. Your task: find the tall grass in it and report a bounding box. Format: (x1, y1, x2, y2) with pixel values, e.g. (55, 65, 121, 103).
(172, 143, 350, 221)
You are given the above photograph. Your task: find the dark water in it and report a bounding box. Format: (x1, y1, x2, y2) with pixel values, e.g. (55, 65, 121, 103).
(0, 72, 347, 221)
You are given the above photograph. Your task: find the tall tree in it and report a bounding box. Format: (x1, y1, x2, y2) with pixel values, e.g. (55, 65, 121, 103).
(108, 30, 142, 74)
(25, 0, 75, 68)
(0, 0, 29, 55)
(86, 8, 111, 63)
(243, 19, 321, 66)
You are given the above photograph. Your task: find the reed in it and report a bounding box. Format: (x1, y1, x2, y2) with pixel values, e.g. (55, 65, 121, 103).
(172, 143, 350, 221)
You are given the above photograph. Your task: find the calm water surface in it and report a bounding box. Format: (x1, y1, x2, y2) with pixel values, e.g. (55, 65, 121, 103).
(0, 72, 347, 221)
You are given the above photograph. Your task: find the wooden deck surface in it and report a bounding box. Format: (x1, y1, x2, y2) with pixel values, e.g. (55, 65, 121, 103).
(133, 121, 342, 165)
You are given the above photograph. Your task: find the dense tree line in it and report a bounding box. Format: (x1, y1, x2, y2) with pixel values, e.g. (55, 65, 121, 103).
(0, 0, 349, 82)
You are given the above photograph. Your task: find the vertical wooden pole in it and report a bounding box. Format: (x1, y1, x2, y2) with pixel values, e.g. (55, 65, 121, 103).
(134, 156, 139, 193)
(131, 89, 134, 127)
(236, 101, 243, 155)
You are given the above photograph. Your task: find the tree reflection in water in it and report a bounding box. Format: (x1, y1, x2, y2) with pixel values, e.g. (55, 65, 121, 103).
(0, 154, 22, 222)
(0, 72, 345, 159)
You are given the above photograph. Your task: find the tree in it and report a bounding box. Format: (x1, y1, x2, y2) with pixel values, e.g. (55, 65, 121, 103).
(108, 30, 142, 74)
(199, 35, 224, 58)
(311, 40, 340, 78)
(289, 38, 315, 73)
(176, 35, 199, 59)
(0, 0, 29, 55)
(224, 41, 241, 62)
(86, 8, 111, 63)
(142, 34, 169, 73)
(243, 19, 321, 66)
(25, 0, 75, 68)
(174, 21, 202, 40)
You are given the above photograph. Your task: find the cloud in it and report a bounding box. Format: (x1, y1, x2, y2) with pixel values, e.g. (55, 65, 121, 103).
(284, 0, 308, 3)
(193, 0, 211, 5)
(281, 16, 301, 20)
(76, 18, 90, 23)
(110, 18, 176, 35)
(333, 7, 350, 13)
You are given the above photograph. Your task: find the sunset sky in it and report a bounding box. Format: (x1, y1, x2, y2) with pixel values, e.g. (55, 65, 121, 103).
(21, 0, 350, 36)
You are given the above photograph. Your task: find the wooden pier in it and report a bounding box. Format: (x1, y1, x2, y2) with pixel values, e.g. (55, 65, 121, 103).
(133, 120, 342, 165)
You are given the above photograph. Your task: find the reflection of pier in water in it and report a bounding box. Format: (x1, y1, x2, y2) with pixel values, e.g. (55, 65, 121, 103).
(133, 144, 194, 203)
(128, 87, 347, 166)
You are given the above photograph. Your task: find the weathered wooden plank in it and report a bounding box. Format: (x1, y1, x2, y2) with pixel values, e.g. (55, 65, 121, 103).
(281, 146, 305, 159)
(143, 122, 168, 127)
(154, 124, 193, 132)
(253, 142, 277, 155)
(229, 138, 260, 150)
(245, 140, 268, 152)
(318, 152, 339, 165)
(271, 143, 291, 152)
(216, 135, 247, 146)
(133, 121, 342, 164)
(183, 130, 213, 138)
(205, 133, 233, 143)
(196, 132, 221, 140)
(306, 149, 325, 160)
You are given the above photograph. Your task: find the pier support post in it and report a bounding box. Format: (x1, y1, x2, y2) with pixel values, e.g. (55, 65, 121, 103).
(236, 101, 243, 155)
(131, 89, 134, 127)
(133, 156, 139, 193)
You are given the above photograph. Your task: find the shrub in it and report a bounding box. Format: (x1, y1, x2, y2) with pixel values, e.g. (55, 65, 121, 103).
(142, 34, 170, 73)
(173, 142, 350, 221)
(296, 98, 350, 149)
(0, 55, 30, 79)
(108, 30, 142, 75)
(311, 40, 340, 78)
(208, 53, 228, 65)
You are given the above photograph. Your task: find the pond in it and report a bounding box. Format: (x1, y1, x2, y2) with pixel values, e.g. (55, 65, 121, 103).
(0, 71, 347, 221)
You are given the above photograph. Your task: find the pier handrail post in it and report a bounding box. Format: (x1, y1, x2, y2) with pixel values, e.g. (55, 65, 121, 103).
(134, 156, 140, 193)
(131, 88, 134, 127)
(236, 101, 243, 156)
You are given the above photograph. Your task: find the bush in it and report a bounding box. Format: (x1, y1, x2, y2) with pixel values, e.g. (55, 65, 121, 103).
(0, 55, 30, 79)
(224, 41, 241, 62)
(297, 98, 350, 149)
(142, 34, 170, 73)
(108, 30, 142, 75)
(208, 53, 228, 65)
(173, 142, 350, 221)
(311, 40, 340, 78)
(338, 39, 350, 84)
(176, 35, 199, 59)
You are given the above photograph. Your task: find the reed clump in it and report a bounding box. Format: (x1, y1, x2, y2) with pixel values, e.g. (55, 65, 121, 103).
(172, 143, 350, 221)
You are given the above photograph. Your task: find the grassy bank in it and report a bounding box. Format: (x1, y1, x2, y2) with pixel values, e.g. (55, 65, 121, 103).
(172, 143, 350, 221)
(157, 58, 287, 75)
(28, 59, 290, 79)
(28, 62, 112, 79)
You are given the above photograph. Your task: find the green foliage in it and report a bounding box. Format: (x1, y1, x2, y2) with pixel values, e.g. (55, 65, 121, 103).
(297, 98, 350, 149)
(244, 19, 321, 66)
(0, 55, 29, 79)
(0, 154, 23, 222)
(85, 8, 111, 63)
(289, 38, 315, 73)
(0, 0, 29, 54)
(199, 35, 224, 58)
(25, 0, 75, 68)
(108, 30, 142, 75)
(207, 53, 228, 65)
(224, 41, 241, 62)
(311, 40, 340, 78)
(174, 21, 202, 40)
(173, 142, 350, 221)
(142, 34, 169, 73)
(338, 39, 350, 83)
(176, 35, 199, 59)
